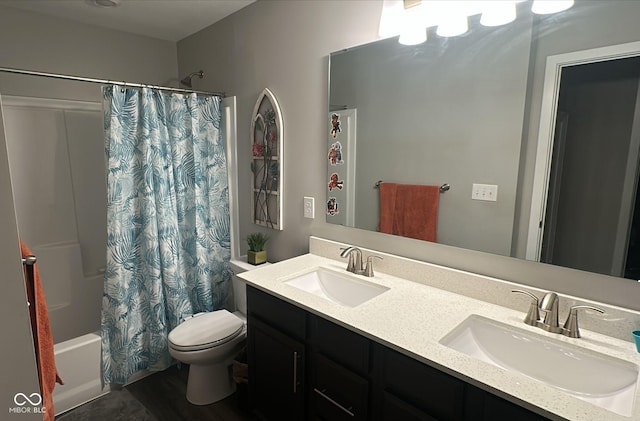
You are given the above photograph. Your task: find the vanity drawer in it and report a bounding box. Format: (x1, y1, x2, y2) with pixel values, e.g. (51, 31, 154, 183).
(381, 346, 465, 421)
(382, 391, 438, 421)
(309, 314, 370, 375)
(311, 353, 369, 421)
(464, 386, 550, 421)
(247, 285, 306, 340)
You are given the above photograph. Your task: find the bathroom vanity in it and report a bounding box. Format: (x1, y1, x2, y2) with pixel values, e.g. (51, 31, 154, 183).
(238, 237, 640, 421)
(247, 285, 545, 421)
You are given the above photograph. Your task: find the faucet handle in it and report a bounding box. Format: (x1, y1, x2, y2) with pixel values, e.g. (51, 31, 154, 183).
(511, 290, 540, 326)
(562, 305, 605, 338)
(364, 255, 383, 277)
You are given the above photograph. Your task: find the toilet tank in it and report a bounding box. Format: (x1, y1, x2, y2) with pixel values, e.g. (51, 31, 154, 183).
(230, 259, 270, 315)
(231, 275, 247, 315)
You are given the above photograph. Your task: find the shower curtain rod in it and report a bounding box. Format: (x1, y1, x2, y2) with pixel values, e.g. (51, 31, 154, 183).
(0, 66, 225, 97)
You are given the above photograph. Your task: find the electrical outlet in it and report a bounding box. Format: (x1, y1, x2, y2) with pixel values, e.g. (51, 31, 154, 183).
(471, 184, 498, 202)
(304, 196, 315, 219)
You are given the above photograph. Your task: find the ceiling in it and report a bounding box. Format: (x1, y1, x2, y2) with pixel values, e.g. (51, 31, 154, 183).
(0, 0, 255, 42)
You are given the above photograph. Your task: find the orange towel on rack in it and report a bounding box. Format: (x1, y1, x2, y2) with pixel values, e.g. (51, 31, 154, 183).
(378, 183, 439, 242)
(20, 239, 63, 421)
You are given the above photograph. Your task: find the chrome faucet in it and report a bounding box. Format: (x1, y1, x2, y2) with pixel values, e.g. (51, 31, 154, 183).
(340, 247, 363, 274)
(538, 292, 562, 333)
(512, 290, 604, 338)
(339, 247, 382, 277)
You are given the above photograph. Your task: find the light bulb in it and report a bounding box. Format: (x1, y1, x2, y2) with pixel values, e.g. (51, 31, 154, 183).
(378, 0, 406, 38)
(436, 14, 468, 37)
(480, 2, 517, 27)
(399, 26, 427, 45)
(531, 0, 574, 14)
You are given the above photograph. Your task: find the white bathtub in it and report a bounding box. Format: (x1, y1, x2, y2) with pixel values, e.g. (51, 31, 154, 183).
(52, 332, 108, 415)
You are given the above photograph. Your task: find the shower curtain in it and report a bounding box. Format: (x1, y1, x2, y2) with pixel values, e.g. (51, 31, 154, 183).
(100, 85, 231, 384)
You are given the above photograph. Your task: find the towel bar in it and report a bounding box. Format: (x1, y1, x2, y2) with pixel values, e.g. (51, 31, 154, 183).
(22, 255, 37, 265)
(374, 181, 450, 193)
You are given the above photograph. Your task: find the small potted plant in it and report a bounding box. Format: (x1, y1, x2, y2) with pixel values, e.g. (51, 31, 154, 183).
(247, 232, 269, 265)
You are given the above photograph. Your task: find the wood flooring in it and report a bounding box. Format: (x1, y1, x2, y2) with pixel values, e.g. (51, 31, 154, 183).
(56, 364, 256, 421)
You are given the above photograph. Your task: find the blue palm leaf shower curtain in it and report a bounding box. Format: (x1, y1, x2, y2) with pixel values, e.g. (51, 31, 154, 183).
(101, 85, 231, 384)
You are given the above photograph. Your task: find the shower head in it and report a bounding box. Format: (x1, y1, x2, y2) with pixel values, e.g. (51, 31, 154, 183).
(180, 70, 204, 88)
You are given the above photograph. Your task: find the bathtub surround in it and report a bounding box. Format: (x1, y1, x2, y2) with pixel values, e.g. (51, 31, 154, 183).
(101, 86, 231, 385)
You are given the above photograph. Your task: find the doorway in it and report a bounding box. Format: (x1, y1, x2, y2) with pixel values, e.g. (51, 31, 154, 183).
(540, 57, 640, 279)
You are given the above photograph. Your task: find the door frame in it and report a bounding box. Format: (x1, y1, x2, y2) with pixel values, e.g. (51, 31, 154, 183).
(526, 40, 640, 262)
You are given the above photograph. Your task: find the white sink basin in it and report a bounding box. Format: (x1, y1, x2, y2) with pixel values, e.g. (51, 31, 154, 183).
(440, 315, 638, 416)
(283, 267, 389, 307)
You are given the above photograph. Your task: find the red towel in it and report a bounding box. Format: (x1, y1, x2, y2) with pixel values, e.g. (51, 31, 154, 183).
(20, 240, 63, 421)
(378, 183, 439, 242)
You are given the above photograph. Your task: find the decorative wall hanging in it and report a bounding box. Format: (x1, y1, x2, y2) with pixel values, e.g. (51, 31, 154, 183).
(251, 88, 283, 230)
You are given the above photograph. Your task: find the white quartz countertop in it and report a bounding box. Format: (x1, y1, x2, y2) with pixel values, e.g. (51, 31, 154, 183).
(237, 253, 640, 421)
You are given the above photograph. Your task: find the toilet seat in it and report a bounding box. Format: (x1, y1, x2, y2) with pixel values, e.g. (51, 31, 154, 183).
(168, 310, 244, 352)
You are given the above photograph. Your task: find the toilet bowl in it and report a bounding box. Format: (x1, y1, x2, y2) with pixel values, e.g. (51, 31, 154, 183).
(167, 260, 260, 405)
(168, 310, 246, 405)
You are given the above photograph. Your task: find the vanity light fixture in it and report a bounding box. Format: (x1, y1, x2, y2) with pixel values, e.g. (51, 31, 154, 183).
(436, 13, 469, 37)
(399, 1, 428, 45)
(399, 26, 427, 45)
(531, 0, 574, 14)
(480, 2, 517, 27)
(379, 0, 573, 45)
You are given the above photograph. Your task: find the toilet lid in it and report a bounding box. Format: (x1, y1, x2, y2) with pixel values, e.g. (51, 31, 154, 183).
(168, 310, 244, 352)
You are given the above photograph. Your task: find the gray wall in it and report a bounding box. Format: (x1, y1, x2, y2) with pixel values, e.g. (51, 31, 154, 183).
(0, 5, 178, 416)
(178, 0, 640, 310)
(178, 0, 382, 261)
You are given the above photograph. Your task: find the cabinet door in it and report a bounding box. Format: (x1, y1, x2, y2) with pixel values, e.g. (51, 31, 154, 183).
(311, 354, 369, 421)
(248, 317, 305, 421)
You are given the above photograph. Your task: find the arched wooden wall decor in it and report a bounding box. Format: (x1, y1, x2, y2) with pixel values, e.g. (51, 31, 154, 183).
(250, 88, 283, 230)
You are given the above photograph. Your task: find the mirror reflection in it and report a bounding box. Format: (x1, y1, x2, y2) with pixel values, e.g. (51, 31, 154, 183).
(326, 1, 640, 281)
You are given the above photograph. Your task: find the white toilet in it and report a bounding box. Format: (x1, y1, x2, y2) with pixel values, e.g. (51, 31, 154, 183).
(168, 261, 253, 405)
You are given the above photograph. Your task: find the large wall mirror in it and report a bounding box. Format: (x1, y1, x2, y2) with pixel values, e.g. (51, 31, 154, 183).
(327, 1, 640, 283)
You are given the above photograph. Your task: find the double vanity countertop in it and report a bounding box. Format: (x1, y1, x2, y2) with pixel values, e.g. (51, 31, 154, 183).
(238, 251, 640, 421)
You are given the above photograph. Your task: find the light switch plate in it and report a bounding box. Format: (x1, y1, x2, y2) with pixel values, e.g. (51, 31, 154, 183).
(472, 184, 498, 202)
(304, 196, 315, 218)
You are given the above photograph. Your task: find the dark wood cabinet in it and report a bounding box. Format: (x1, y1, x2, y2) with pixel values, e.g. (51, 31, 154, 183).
(378, 345, 466, 421)
(380, 391, 439, 421)
(246, 285, 551, 421)
(464, 385, 550, 421)
(247, 287, 306, 421)
(311, 353, 369, 420)
(308, 313, 371, 420)
(248, 317, 305, 421)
